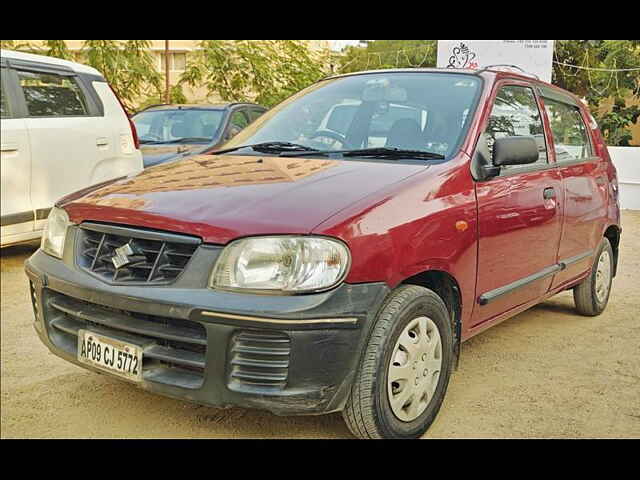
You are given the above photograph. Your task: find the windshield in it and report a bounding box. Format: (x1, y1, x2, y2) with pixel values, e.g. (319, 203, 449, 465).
(133, 109, 225, 144)
(221, 72, 482, 159)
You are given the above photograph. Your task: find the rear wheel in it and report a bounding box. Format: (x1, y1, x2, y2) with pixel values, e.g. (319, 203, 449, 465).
(342, 285, 453, 439)
(573, 238, 614, 316)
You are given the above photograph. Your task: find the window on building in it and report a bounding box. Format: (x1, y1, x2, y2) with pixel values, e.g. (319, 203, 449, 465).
(543, 98, 592, 161)
(484, 85, 548, 167)
(18, 70, 88, 117)
(159, 52, 188, 72)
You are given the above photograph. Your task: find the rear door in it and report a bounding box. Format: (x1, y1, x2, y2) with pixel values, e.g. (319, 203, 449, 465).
(539, 88, 608, 288)
(1, 65, 34, 242)
(14, 65, 111, 228)
(471, 80, 563, 327)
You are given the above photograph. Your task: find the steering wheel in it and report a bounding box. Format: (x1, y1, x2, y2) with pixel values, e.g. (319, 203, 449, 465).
(309, 130, 354, 150)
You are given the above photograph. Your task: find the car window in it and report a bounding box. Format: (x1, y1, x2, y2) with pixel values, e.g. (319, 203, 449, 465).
(0, 68, 11, 118)
(543, 98, 593, 161)
(17, 70, 89, 117)
(369, 103, 425, 148)
(132, 109, 225, 143)
(249, 108, 265, 122)
(222, 72, 482, 159)
(485, 85, 548, 169)
(230, 110, 250, 130)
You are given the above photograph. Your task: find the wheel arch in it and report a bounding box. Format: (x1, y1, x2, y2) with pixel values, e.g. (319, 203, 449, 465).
(603, 224, 621, 277)
(400, 269, 463, 369)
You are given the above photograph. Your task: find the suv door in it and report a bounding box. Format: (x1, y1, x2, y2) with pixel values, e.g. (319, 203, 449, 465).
(1, 65, 34, 245)
(14, 66, 110, 231)
(471, 80, 563, 327)
(539, 88, 608, 288)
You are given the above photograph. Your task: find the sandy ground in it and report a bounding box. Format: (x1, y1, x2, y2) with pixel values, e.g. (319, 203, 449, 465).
(1, 212, 639, 439)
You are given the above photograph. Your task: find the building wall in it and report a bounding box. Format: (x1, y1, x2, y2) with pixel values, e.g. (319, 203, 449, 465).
(609, 147, 640, 210)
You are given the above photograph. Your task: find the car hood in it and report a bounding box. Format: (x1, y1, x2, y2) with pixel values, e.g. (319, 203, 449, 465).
(61, 154, 427, 244)
(140, 143, 208, 168)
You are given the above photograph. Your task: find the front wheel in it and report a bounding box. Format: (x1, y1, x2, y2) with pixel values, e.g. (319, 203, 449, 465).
(573, 238, 614, 316)
(342, 285, 454, 439)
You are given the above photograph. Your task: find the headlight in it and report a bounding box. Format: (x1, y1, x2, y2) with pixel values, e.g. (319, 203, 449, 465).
(41, 207, 70, 259)
(210, 236, 350, 294)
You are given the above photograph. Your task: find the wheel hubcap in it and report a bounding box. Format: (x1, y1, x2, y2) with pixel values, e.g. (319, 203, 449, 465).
(595, 250, 611, 303)
(387, 316, 442, 422)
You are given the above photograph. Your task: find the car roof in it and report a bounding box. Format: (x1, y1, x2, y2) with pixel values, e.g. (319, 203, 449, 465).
(321, 67, 586, 109)
(138, 102, 265, 112)
(0, 48, 101, 76)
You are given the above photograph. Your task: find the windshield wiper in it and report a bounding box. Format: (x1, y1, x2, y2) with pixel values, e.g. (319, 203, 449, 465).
(280, 147, 445, 160)
(210, 142, 319, 155)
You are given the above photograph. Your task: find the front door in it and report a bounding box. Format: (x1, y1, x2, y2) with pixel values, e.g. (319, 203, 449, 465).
(471, 82, 563, 327)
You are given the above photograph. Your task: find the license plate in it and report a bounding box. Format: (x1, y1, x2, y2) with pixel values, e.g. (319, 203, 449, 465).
(77, 330, 143, 382)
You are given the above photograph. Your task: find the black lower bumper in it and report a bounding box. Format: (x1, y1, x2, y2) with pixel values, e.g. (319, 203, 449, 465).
(25, 248, 389, 415)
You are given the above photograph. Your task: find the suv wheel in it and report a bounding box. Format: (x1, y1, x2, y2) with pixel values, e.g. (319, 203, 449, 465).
(573, 238, 614, 316)
(342, 285, 453, 439)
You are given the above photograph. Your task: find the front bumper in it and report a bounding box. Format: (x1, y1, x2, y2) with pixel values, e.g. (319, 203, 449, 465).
(25, 230, 389, 415)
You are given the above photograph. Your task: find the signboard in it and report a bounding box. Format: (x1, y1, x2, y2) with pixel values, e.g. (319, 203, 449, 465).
(436, 40, 555, 83)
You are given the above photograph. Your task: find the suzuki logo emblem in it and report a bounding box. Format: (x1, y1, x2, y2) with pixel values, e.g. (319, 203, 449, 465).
(111, 243, 144, 269)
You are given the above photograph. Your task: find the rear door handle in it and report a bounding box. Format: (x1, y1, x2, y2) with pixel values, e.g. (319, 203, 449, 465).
(96, 137, 109, 147)
(543, 187, 556, 199)
(1, 143, 19, 152)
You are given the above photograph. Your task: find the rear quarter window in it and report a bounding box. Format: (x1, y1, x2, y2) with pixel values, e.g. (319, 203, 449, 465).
(18, 70, 89, 117)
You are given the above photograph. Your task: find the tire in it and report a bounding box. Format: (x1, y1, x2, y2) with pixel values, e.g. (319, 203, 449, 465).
(573, 238, 614, 316)
(342, 285, 454, 439)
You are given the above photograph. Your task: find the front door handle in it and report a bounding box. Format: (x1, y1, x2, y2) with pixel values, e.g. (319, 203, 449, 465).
(543, 187, 556, 199)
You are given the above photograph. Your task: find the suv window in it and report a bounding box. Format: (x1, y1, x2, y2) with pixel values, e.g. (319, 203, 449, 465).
(543, 98, 593, 161)
(485, 85, 547, 168)
(0, 68, 10, 118)
(18, 70, 89, 117)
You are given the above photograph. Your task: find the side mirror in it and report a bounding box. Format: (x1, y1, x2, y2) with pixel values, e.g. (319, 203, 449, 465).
(493, 136, 539, 166)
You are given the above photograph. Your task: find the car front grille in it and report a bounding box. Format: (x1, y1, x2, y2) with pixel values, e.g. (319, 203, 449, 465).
(229, 330, 291, 391)
(43, 290, 207, 389)
(76, 223, 200, 285)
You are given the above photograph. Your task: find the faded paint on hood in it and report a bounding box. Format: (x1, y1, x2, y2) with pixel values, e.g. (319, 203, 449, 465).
(61, 154, 427, 244)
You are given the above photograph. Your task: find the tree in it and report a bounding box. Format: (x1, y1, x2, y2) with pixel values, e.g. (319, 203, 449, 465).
(82, 40, 162, 112)
(337, 40, 437, 73)
(552, 40, 640, 146)
(180, 40, 329, 108)
(2, 40, 163, 113)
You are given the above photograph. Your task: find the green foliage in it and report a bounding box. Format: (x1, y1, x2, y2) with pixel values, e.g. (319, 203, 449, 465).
(553, 40, 640, 145)
(180, 40, 329, 108)
(42, 40, 74, 60)
(138, 84, 188, 112)
(82, 40, 162, 112)
(598, 99, 640, 146)
(337, 40, 437, 73)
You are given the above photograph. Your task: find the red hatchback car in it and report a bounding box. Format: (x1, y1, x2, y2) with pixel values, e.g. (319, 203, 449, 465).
(26, 68, 621, 439)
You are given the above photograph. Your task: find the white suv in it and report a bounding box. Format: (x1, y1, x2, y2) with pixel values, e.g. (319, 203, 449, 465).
(1, 49, 143, 247)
